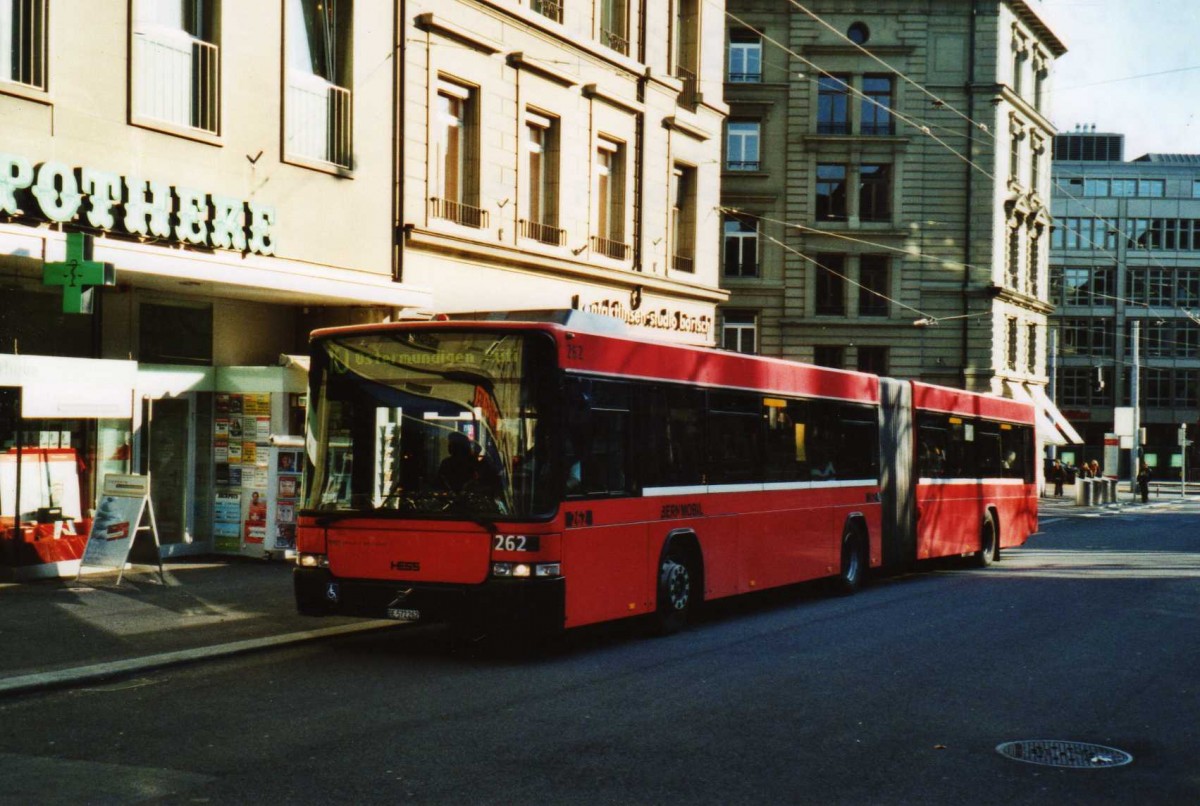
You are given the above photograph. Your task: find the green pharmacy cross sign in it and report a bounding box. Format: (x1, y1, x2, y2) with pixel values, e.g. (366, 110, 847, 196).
(43, 232, 116, 314)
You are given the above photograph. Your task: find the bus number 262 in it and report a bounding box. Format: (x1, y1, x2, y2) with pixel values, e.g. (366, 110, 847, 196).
(494, 534, 539, 552)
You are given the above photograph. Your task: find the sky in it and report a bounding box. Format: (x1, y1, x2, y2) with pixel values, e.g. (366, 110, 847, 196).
(1037, 0, 1200, 159)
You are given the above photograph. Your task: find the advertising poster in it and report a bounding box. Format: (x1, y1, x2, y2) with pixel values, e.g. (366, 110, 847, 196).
(214, 490, 242, 551)
(80, 474, 151, 572)
(269, 447, 303, 551)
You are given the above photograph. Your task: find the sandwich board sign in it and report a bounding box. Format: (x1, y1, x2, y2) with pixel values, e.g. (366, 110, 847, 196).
(78, 474, 163, 584)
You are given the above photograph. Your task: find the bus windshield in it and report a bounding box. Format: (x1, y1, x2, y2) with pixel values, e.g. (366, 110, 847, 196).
(304, 329, 559, 519)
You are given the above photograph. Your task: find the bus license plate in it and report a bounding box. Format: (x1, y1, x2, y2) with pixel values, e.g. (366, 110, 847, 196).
(386, 607, 420, 622)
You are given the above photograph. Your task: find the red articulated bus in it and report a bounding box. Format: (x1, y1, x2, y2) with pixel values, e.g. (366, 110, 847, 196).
(293, 311, 1037, 636)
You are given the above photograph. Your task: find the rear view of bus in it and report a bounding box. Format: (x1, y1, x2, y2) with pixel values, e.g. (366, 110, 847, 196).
(293, 323, 567, 634)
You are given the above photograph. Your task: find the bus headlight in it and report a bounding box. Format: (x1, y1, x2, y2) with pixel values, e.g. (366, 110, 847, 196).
(492, 562, 561, 579)
(298, 553, 329, 568)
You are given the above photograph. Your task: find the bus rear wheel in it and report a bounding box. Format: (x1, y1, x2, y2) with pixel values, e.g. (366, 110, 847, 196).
(653, 549, 695, 635)
(974, 515, 997, 568)
(837, 526, 866, 595)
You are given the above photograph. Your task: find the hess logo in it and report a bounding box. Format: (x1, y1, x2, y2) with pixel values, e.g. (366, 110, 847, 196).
(390, 560, 420, 572)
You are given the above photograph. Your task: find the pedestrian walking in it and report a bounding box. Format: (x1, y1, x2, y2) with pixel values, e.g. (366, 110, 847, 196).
(1137, 460, 1151, 503)
(1051, 460, 1065, 497)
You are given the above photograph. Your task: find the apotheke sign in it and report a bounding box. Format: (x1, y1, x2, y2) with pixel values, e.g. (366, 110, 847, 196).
(1, 153, 276, 255)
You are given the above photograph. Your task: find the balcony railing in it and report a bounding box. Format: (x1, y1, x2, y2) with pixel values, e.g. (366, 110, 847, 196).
(519, 218, 566, 246)
(675, 64, 698, 107)
(727, 71, 761, 84)
(531, 0, 563, 23)
(672, 253, 695, 273)
(133, 31, 220, 134)
(726, 160, 761, 171)
(286, 77, 353, 169)
(600, 27, 629, 55)
(430, 197, 489, 228)
(591, 235, 629, 261)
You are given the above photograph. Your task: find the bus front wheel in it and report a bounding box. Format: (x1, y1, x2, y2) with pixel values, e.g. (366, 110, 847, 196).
(653, 548, 695, 635)
(974, 515, 997, 568)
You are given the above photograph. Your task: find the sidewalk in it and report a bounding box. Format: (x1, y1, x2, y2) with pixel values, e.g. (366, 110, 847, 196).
(1038, 487, 1194, 518)
(0, 557, 396, 698)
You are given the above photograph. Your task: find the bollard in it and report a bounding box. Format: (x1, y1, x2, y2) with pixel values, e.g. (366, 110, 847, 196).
(1094, 478, 1105, 505)
(1076, 478, 1093, 506)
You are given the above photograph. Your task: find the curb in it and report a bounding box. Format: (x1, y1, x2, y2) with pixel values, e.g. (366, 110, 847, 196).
(0, 620, 398, 699)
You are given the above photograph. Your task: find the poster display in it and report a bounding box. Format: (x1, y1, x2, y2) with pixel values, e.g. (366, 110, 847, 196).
(78, 474, 161, 583)
(213, 392, 274, 555)
(268, 445, 303, 553)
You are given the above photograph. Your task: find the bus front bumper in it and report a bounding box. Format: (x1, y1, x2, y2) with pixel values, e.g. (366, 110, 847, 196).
(293, 567, 566, 634)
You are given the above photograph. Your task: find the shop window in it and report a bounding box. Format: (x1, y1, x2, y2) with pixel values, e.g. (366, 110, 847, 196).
(285, 0, 354, 169)
(138, 302, 213, 365)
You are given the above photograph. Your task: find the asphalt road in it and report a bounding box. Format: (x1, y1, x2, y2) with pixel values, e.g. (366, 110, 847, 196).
(1, 506, 1197, 805)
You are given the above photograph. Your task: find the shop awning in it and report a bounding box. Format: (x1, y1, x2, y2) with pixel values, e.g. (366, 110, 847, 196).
(1030, 384, 1084, 445)
(1006, 381, 1082, 446)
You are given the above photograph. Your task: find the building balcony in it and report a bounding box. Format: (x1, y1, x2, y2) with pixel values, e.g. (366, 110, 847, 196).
(430, 197, 489, 229)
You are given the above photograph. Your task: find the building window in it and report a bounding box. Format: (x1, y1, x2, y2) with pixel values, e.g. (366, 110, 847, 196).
(530, 0, 563, 23)
(816, 164, 848, 222)
(519, 111, 563, 245)
(139, 302, 213, 365)
(672, 0, 699, 104)
(722, 311, 757, 354)
(817, 75, 850, 134)
(1084, 178, 1110, 197)
(593, 138, 627, 260)
(723, 214, 758, 278)
(1026, 323, 1038, 373)
(1007, 224, 1022, 289)
(599, 0, 628, 55)
(814, 345, 844, 369)
(1006, 317, 1019, 371)
(1193, 179, 1200, 199)
(285, 0, 353, 169)
(1179, 270, 1200, 308)
(858, 255, 889, 316)
(859, 164, 892, 222)
(815, 254, 846, 315)
(847, 22, 869, 45)
(1138, 179, 1165, 198)
(1026, 229, 1041, 296)
(1030, 136, 1043, 193)
(1009, 130, 1021, 183)
(728, 28, 761, 82)
(725, 120, 761, 171)
(670, 164, 697, 273)
(1060, 367, 1111, 407)
(856, 346, 888, 375)
(132, 0, 221, 134)
(431, 79, 486, 228)
(1062, 318, 1114, 357)
(861, 75, 894, 135)
(1111, 178, 1138, 197)
(0, 0, 45, 90)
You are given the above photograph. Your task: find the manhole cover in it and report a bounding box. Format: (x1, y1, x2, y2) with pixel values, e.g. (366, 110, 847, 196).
(996, 740, 1133, 769)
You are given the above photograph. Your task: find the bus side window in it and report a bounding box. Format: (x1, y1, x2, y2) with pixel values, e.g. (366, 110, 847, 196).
(764, 398, 809, 481)
(836, 403, 879, 480)
(639, 384, 705, 488)
(708, 392, 762, 484)
(565, 379, 633, 498)
(999, 423, 1033, 481)
(975, 423, 1003, 478)
(918, 422, 947, 477)
(808, 400, 838, 479)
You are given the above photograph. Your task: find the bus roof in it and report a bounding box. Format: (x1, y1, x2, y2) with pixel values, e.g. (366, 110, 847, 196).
(310, 313, 881, 405)
(911, 381, 1036, 425)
